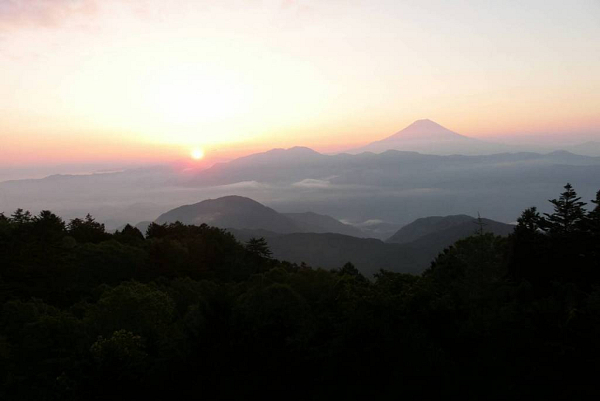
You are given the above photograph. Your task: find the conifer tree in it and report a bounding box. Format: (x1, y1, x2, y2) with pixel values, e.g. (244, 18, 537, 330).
(516, 207, 541, 233)
(541, 183, 586, 235)
(68, 214, 108, 243)
(10, 208, 32, 224)
(246, 237, 272, 259)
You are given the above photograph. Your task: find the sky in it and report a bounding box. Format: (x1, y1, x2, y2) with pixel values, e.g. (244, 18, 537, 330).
(1, 0, 599, 173)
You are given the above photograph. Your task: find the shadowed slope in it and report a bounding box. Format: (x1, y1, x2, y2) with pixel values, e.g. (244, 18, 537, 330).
(387, 215, 515, 254)
(155, 195, 301, 234)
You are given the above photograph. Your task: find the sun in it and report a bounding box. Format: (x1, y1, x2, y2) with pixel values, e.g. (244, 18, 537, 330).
(191, 148, 204, 160)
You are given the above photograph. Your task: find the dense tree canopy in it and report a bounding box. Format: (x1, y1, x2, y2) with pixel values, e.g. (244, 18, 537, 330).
(1, 184, 600, 399)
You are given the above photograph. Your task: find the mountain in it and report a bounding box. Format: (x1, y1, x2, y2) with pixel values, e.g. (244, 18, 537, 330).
(350, 119, 510, 155)
(566, 142, 600, 157)
(3, 146, 600, 233)
(155, 196, 302, 233)
(194, 147, 330, 186)
(229, 214, 516, 276)
(193, 144, 600, 190)
(386, 215, 515, 258)
(192, 140, 600, 189)
(223, 146, 323, 166)
(283, 212, 366, 237)
(387, 215, 475, 243)
(377, 119, 471, 142)
(186, 148, 600, 230)
(154, 196, 367, 237)
(229, 229, 426, 276)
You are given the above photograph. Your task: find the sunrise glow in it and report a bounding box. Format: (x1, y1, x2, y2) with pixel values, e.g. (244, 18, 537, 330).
(0, 0, 598, 169)
(191, 148, 205, 160)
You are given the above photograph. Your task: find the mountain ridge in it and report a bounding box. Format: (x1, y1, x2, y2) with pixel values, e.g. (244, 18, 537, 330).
(386, 215, 515, 250)
(155, 195, 302, 234)
(155, 195, 367, 237)
(228, 213, 516, 276)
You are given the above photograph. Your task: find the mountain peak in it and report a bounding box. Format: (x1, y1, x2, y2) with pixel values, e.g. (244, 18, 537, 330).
(346, 118, 506, 155)
(387, 119, 466, 141)
(413, 118, 434, 123)
(155, 195, 302, 233)
(410, 118, 442, 127)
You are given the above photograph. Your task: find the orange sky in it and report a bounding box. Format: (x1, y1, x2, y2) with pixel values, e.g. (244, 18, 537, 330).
(1, 0, 599, 167)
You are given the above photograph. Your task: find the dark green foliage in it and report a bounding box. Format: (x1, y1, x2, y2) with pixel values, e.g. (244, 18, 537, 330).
(245, 236, 273, 258)
(32, 210, 66, 242)
(90, 330, 148, 377)
(541, 183, 587, 235)
(10, 209, 32, 225)
(516, 206, 541, 233)
(85, 282, 175, 344)
(1, 185, 600, 399)
(68, 214, 111, 244)
(113, 224, 145, 246)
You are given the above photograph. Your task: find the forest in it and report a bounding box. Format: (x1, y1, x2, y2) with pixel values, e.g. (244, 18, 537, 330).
(1, 183, 599, 399)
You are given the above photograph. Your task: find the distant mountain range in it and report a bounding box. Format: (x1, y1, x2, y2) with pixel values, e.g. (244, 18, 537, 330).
(2, 145, 599, 234)
(151, 195, 516, 275)
(193, 144, 600, 188)
(1, 119, 598, 234)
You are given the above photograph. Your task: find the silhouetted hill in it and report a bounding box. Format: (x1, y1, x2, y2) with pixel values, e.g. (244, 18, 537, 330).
(230, 229, 427, 276)
(155, 196, 301, 233)
(283, 212, 365, 237)
(386, 215, 515, 260)
(230, 214, 515, 276)
(387, 214, 514, 244)
(269, 233, 426, 276)
(155, 196, 367, 237)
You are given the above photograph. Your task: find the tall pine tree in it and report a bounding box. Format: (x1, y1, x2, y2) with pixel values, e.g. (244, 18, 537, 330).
(541, 183, 586, 236)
